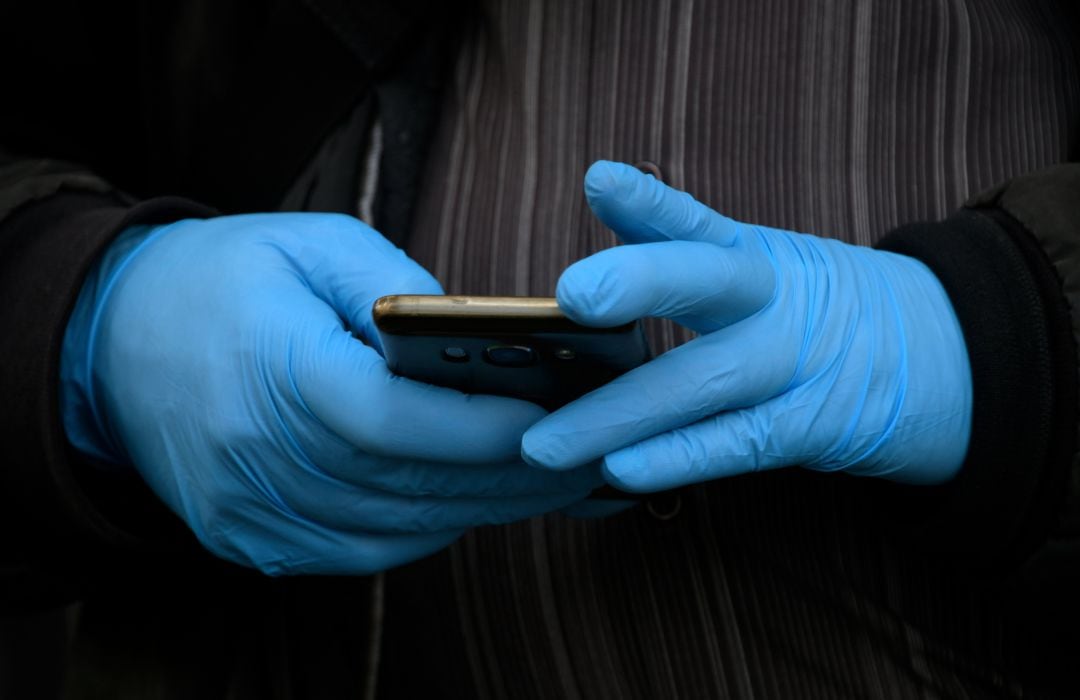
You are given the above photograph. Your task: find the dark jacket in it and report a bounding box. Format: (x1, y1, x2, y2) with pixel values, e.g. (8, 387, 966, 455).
(0, 1, 1078, 697)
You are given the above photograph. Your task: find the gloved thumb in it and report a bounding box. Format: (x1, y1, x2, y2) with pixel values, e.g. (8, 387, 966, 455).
(249, 213, 444, 354)
(584, 161, 743, 246)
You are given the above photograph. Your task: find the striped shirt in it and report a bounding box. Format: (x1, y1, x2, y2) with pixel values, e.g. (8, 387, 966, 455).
(375, 0, 1079, 697)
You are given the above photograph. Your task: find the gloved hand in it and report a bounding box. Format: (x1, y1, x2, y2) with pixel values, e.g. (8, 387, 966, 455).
(61, 213, 600, 575)
(522, 161, 973, 492)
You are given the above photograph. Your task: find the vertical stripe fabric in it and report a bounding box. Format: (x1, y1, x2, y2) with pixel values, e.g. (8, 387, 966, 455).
(379, 1, 1080, 697)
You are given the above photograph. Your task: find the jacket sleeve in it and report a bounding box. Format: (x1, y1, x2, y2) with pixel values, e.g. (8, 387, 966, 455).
(0, 155, 215, 609)
(875, 163, 1080, 576)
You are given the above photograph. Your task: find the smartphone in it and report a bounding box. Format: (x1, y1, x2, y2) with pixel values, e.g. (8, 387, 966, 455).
(373, 295, 651, 409)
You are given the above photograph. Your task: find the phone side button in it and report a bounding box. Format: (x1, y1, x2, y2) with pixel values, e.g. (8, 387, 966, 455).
(442, 347, 470, 362)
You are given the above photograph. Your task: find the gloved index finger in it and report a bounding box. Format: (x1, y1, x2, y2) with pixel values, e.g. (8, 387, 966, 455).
(520, 314, 795, 471)
(584, 161, 744, 246)
(556, 239, 775, 333)
(295, 325, 549, 465)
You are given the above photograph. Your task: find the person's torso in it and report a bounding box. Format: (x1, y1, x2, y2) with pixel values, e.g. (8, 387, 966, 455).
(378, 1, 1080, 697)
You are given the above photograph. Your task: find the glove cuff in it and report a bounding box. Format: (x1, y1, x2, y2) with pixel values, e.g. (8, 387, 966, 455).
(876, 196, 1076, 569)
(61, 223, 165, 467)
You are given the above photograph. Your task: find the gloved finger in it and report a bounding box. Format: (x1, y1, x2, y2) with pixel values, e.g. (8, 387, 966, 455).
(584, 161, 744, 246)
(202, 514, 464, 576)
(556, 240, 775, 333)
(598, 402, 801, 492)
(521, 315, 796, 470)
(292, 322, 549, 465)
(279, 473, 592, 534)
(247, 213, 444, 353)
(322, 453, 605, 497)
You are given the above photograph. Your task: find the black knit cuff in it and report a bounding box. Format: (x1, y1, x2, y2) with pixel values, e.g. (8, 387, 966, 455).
(0, 190, 215, 603)
(875, 207, 1076, 570)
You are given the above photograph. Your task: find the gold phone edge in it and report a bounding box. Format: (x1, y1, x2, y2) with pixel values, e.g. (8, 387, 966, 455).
(373, 295, 565, 322)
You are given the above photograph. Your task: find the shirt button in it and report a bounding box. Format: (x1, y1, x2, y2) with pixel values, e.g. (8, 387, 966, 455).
(634, 160, 664, 183)
(646, 491, 682, 521)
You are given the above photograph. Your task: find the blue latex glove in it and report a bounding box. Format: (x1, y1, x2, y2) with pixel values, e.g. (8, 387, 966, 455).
(61, 214, 600, 575)
(522, 161, 973, 492)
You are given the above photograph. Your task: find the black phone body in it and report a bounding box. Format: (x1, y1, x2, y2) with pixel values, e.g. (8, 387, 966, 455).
(373, 295, 651, 409)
